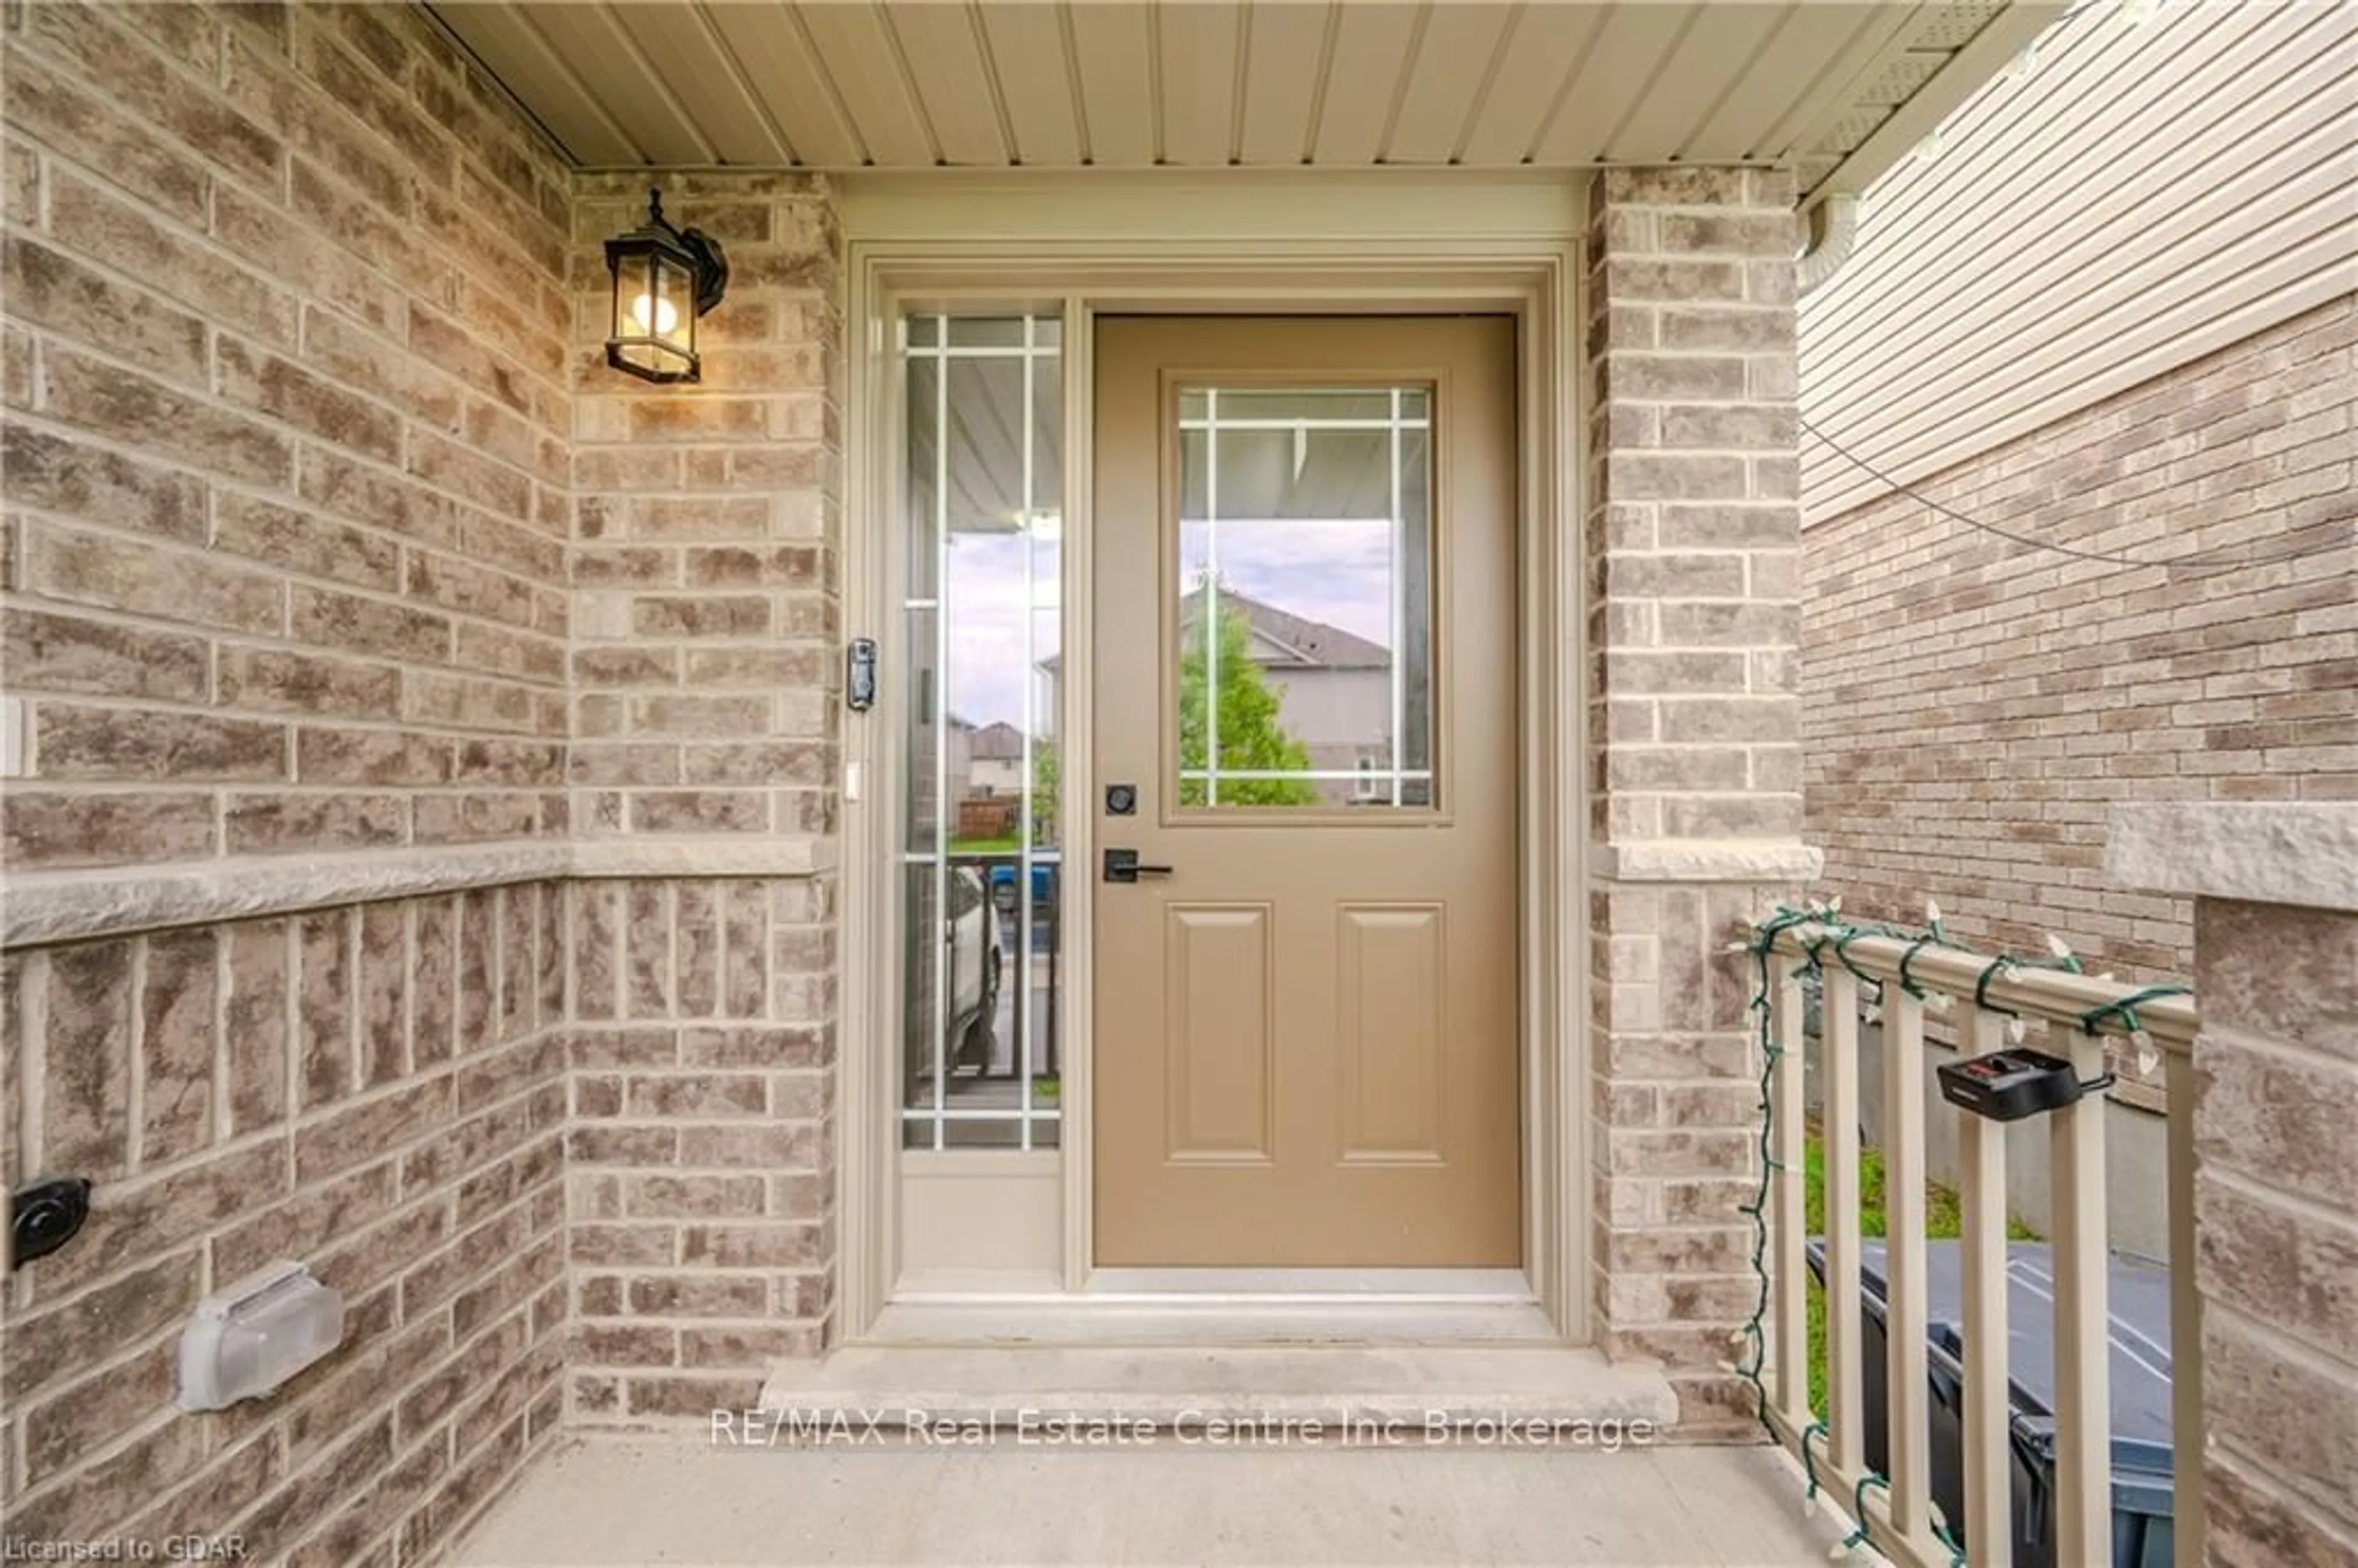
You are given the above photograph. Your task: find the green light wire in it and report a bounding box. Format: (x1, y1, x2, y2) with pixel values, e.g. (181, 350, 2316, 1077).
(1732, 902, 2146, 1566)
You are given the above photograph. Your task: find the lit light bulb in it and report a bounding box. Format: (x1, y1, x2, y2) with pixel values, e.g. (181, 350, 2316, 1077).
(631, 293, 680, 335)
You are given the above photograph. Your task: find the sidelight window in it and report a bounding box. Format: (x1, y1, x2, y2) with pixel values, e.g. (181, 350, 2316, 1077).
(900, 315, 1064, 1151)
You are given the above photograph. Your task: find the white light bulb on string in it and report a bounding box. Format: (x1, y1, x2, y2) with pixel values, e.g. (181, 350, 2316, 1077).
(2045, 934, 2074, 961)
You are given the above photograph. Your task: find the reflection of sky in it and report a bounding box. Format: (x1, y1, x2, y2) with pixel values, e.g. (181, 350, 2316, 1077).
(943, 526, 1060, 733)
(1183, 519, 1393, 643)
(947, 516, 1396, 731)
(943, 521, 1395, 734)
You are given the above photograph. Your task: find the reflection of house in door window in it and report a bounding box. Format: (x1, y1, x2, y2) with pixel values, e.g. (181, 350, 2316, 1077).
(1036, 587, 1412, 810)
(967, 721, 1027, 797)
(1181, 589, 1396, 808)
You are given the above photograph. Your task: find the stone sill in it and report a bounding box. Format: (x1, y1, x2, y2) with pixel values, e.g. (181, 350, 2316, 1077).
(2108, 803, 2358, 914)
(1594, 839, 1824, 884)
(2, 837, 838, 950)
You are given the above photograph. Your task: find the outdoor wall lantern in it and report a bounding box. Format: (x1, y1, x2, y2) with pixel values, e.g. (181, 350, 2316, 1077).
(604, 187, 728, 384)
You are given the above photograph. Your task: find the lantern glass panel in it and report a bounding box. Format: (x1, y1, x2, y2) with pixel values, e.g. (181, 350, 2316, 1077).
(607, 249, 687, 377)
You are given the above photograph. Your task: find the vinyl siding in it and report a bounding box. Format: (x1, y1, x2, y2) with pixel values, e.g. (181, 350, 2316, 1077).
(1799, 0, 2358, 522)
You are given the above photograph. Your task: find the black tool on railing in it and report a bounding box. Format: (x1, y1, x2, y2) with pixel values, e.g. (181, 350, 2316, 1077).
(1937, 1049, 2114, 1122)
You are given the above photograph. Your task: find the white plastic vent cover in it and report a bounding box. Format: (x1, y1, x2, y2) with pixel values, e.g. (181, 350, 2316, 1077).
(177, 1260, 344, 1411)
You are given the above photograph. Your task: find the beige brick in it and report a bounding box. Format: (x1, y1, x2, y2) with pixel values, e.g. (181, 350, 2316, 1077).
(39, 942, 134, 1181)
(2, 608, 210, 701)
(2195, 1029, 2358, 1210)
(2197, 900, 2358, 1059)
(28, 524, 286, 635)
(50, 171, 298, 347)
(3, 136, 38, 225)
(292, 584, 454, 664)
(41, 344, 294, 487)
(137, 929, 219, 1165)
(1598, 166, 1751, 208)
(224, 921, 291, 1135)
(3, 425, 208, 544)
(2203, 1306, 2358, 1529)
(2, 790, 217, 867)
(2, 50, 209, 225)
(216, 491, 404, 594)
(1600, 354, 1751, 402)
(226, 791, 407, 855)
(36, 704, 286, 783)
(3, 234, 209, 386)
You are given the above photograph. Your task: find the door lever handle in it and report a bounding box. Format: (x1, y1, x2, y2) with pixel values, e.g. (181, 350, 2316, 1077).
(1103, 848, 1173, 883)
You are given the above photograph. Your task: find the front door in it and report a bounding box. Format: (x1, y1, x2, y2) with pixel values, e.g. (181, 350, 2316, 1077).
(1092, 316, 1520, 1267)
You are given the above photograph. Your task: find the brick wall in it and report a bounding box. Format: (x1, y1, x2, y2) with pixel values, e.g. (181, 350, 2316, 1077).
(567, 172, 840, 845)
(1, 0, 573, 871)
(1, 4, 578, 1559)
(0, 887, 569, 1565)
(562, 876, 836, 1422)
(1802, 297, 2356, 981)
(2187, 896, 2358, 1566)
(562, 172, 844, 1421)
(1581, 166, 1812, 1434)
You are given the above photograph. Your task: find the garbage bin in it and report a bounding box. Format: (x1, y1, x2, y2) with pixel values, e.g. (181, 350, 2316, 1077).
(1805, 1239, 2174, 1567)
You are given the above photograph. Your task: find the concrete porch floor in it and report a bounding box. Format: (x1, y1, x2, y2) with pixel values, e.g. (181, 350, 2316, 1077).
(451, 1434, 1848, 1566)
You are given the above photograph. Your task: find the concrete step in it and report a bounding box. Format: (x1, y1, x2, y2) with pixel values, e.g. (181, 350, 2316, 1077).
(753, 1345, 1678, 1438)
(861, 1295, 1561, 1346)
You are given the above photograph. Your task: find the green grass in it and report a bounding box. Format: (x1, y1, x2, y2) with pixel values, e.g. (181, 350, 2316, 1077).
(948, 836, 1022, 855)
(1800, 1133, 2039, 1414)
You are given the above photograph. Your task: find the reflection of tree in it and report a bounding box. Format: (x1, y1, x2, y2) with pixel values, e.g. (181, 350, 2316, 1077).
(1031, 737, 1059, 844)
(1180, 590, 1318, 805)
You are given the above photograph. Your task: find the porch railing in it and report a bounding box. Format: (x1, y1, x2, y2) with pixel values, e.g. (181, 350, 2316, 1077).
(1740, 907, 2203, 1567)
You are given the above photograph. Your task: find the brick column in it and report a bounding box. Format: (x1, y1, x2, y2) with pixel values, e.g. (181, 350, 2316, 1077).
(1583, 168, 1818, 1432)
(564, 174, 846, 1421)
(2112, 803, 2358, 1564)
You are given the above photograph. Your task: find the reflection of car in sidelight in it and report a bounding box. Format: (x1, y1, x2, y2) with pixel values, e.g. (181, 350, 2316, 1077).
(947, 865, 1003, 1070)
(988, 860, 1057, 912)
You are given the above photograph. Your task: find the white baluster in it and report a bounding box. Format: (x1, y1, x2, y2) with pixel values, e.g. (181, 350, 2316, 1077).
(1884, 984, 1933, 1542)
(1772, 955, 1810, 1424)
(1824, 965, 1867, 1478)
(2049, 1019, 2114, 1567)
(1957, 998, 2014, 1560)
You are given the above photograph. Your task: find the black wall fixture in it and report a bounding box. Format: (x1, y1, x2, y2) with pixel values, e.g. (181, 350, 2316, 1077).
(11, 1175, 91, 1269)
(604, 187, 730, 384)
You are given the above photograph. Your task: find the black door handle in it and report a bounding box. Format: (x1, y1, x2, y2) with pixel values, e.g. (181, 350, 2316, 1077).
(1103, 848, 1173, 883)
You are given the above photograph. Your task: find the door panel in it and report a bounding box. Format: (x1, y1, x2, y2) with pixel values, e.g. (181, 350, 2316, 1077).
(1092, 316, 1520, 1267)
(1337, 904, 1447, 1163)
(1162, 904, 1277, 1162)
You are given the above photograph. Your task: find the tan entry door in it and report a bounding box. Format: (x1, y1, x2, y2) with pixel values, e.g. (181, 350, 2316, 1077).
(1092, 316, 1520, 1268)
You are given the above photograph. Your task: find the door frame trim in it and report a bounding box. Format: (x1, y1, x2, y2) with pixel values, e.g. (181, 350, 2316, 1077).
(841, 215, 1584, 1343)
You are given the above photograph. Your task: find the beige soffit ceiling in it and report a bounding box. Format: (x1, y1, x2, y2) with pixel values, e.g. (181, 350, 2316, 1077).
(429, 1, 2064, 201)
